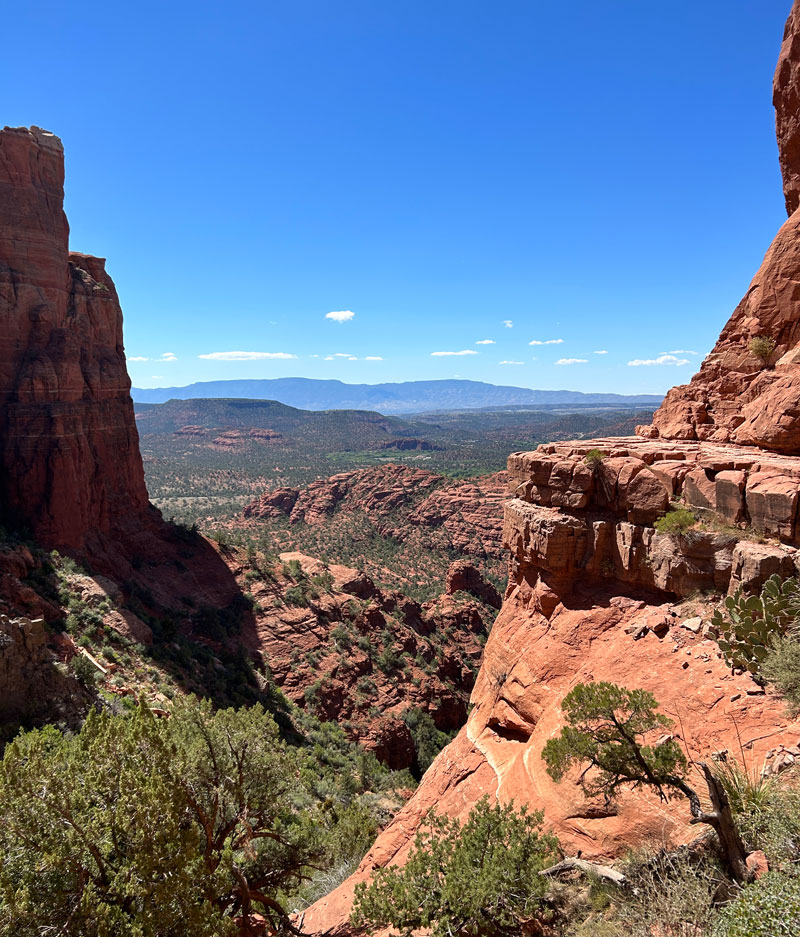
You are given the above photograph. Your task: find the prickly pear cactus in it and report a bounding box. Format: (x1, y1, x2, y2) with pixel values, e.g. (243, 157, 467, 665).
(710, 575, 800, 673)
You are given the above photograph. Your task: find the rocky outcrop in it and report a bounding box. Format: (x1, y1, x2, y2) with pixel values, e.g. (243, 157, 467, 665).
(638, 0, 800, 453)
(243, 464, 508, 559)
(0, 613, 88, 741)
(231, 551, 488, 768)
(776, 0, 800, 215)
(0, 126, 152, 553)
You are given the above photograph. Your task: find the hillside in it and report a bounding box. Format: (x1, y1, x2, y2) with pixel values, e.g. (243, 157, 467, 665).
(131, 377, 663, 413)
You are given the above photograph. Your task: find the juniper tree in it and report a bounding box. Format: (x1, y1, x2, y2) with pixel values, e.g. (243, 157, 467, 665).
(542, 682, 750, 883)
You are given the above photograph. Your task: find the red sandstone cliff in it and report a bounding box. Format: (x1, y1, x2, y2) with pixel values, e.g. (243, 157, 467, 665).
(0, 127, 152, 553)
(0, 126, 239, 610)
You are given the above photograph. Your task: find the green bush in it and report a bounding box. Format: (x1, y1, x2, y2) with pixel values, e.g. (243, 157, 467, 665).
(584, 448, 607, 468)
(761, 634, 800, 710)
(653, 507, 696, 535)
(68, 653, 98, 687)
(748, 335, 776, 362)
(350, 796, 559, 937)
(711, 575, 800, 673)
(0, 699, 319, 936)
(713, 871, 800, 937)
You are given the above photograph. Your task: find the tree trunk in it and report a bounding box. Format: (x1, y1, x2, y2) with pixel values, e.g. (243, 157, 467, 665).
(697, 762, 751, 884)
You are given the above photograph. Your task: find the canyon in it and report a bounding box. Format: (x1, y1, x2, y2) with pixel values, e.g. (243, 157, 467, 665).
(1, 3, 800, 934)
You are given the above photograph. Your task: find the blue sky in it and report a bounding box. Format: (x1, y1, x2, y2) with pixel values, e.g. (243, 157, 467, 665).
(3, 1, 793, 393)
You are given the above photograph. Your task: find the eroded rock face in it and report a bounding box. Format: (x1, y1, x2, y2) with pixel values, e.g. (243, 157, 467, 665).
(776, 0, 800, 215)
(638, 0, 800, 453)
(0, 126, 150, 553)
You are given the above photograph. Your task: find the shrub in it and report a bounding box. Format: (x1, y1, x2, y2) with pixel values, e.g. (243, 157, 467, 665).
(711, 575, 800, 674)
(653, 507, 696, 535)
(712, 871, 800, 937)
(761, 634, 800, 710)
(0, 700, 319, 936)
(351, 796, 560, 937)
(584, 448, 607, 468)
(69, 653, 98, 688)
(748, 335, 776, 362)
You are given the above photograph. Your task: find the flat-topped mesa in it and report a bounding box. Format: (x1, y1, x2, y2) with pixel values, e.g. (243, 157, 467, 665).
(638, 0, 800, 453)
(0, 126, 151, 554)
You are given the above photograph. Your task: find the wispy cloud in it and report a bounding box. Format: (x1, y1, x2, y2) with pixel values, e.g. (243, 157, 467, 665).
(662, 349, 698, 355)
(593, 350, 608, 355)
(325, 310, 355, 323)
(475, 339, 495, 345)
(127, 355, 149, 362)
(503, 320, 513, 328)
(364, 356, 383, 361)
(628, 354, 690, 367)
(333, 353, 353, 357)
(556, 358, 587, 365)
(431, 349, 479, 357)
(324, 356, 335, 360)
(529, 338, 564, 346)
(197, 351, 298, 360)
(499, 360, 524, 365)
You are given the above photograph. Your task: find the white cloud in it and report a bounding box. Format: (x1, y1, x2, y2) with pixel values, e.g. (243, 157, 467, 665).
(503, 320, 513, 328)
(593, 350, 609, 355)
(197, 351, 298, 360)
(364, 356, 383, 361)
(529, 338, 564, 346)
(556, 358, 588, 365)
(475, 339, 495, 345)
(324, 356, 335, 360)
(333, 353, 353, 357)
(662, 349, 698, 355)
(161, 351, 177, 358)
(326, 310, 355, 323)
(127, 355, 149, 362)
(628, 354, 690, 367)
(431, 349, 479, 357)
(348, 356, 358, 360)
(499, 360, 524, 365)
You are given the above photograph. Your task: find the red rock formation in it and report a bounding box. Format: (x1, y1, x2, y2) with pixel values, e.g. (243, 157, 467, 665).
(0, 126, 151, 553)
(776, 0, 800, 215)
(639, 0, 800, 453)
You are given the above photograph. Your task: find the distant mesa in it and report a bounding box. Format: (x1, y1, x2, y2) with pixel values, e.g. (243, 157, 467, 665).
(379, 437, 439, 451)
(132, 377, 663, 415)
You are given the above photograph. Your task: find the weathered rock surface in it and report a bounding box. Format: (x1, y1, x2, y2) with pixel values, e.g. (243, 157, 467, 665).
(0, 613, 87, 741)
(0, 126, 152, 553)
(638, 0, 800, 453)
(776, 0, 800, 215)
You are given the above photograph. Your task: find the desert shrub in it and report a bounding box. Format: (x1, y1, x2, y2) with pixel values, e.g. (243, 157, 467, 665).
(68, 653, 98, 687)
(350, 796, 559, 937)
(748, 335, 776, 362)
(654, 507, 696, 535)
(0, 699, 319, 936)
(566, 852, 720, 937)
(712, 871, 800, 937)
(761, 634, 800, 710)
(401, 708, 452, 777)
(711, 574, 800, 673)
(584, 448, 607, 468)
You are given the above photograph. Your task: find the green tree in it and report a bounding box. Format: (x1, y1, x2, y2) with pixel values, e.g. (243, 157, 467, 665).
(350, 796, 560, 937)
(0, 699, 319, 936)
(542, 682, 750, 883)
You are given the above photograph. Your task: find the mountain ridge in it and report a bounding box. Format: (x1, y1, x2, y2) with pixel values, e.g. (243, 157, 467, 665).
(131, 377, 662, 413)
